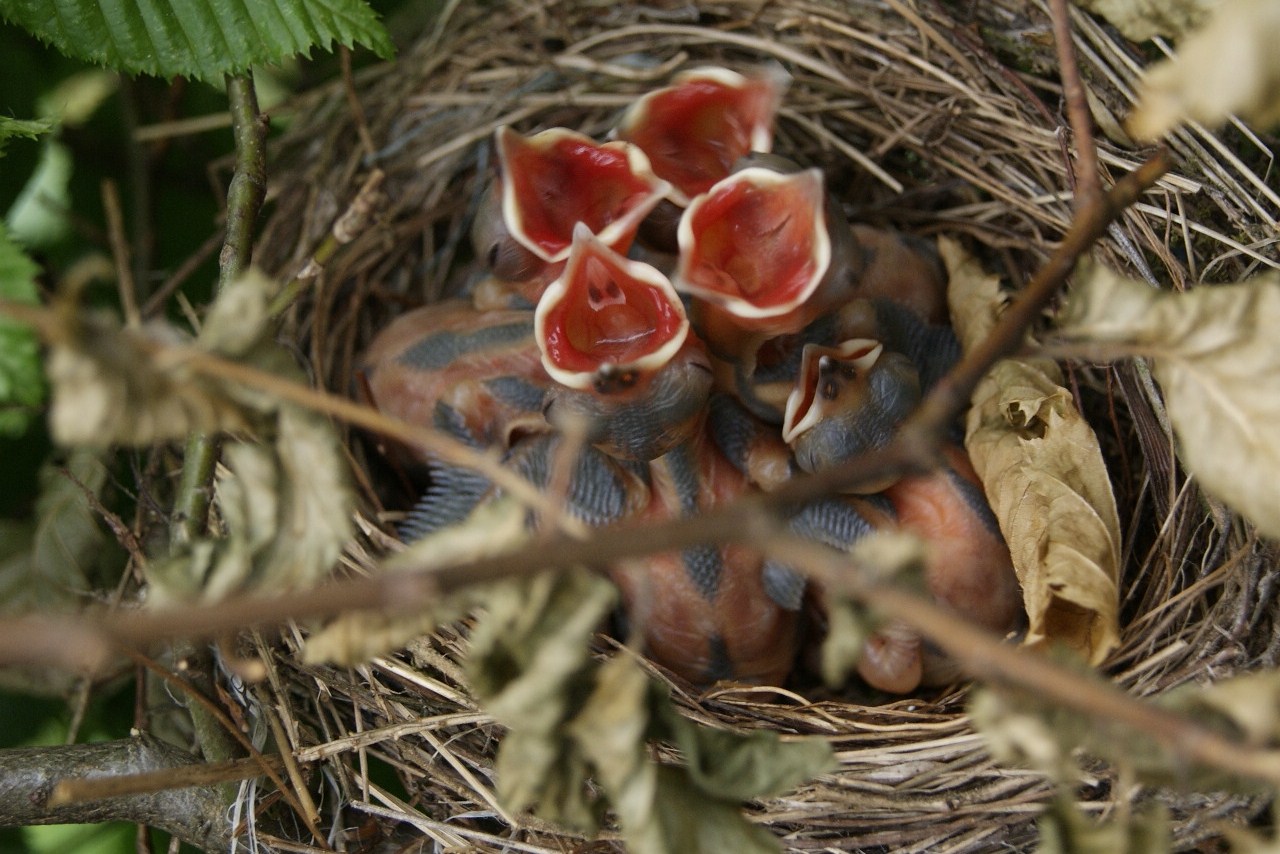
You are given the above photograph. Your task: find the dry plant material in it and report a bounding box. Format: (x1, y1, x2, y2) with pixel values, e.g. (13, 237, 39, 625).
(0, 449, 113, 695)
(463, 568, 832, 854)
(1128, 0, 1280, 139)
(44, 268, 356, 603)
(1075, 0, 1219, 40)
(942, 238, 1121, 664)
(305, 498, 529, 665)
(1056, 266, 1280, 539)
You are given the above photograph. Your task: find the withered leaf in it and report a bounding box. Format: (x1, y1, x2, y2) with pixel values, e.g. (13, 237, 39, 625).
(1038, 794, 1171, 854)
(0, 448, 118, 695)
(152, 404, 353, 604)
(47, 311, 251, 447)
(468, 569, 616, 828)
(1056, 267, 1280, 540)
(943, 240, 1120, 665)
(304, 498, 528, 666)
(971, 677, 1270, 795)
(1159, 669, 1280, 749)
(819, 531, 926, 687)
(1128, 0, 1280, 140)
(1074, 0, 1218, 41)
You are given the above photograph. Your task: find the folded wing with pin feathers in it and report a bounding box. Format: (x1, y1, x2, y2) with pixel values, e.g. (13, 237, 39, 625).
(357, 66, 1024, 694)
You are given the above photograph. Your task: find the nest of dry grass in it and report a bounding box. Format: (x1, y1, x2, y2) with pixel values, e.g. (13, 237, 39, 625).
(249, 0, 1280, 849)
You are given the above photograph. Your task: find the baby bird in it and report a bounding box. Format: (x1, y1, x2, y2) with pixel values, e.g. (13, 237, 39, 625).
(536, 224, 713, 461)
(782, 343, 1022, 693)
(357, 300, 552, 538)
(611, 425, 801, 686)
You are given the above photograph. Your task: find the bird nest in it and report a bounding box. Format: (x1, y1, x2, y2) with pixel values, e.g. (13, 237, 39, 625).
(251, 0, 1280, 849)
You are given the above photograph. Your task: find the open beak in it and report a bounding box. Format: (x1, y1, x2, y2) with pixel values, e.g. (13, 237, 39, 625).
(782, 340, 884, 447)
(782, 340, 921, 485)
(614, 66, 786, 207)
(536, 224, 711, 459)
(536, 223, 689, 389)
(676, 166, 831, 331)
(495, 126, 670, 265)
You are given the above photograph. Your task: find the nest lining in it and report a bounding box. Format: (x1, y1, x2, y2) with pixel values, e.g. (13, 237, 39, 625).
(247, 0, 1280, 850)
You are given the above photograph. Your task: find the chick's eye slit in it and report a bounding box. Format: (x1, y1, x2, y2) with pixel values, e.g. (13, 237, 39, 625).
(821, 379, 839, 400)
(487, 243, 500, 268)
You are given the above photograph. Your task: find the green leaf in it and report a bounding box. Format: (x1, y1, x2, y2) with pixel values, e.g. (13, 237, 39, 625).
(0, 223, 46, 437)
(6, 140, 74, 248)
(0, 116, 54, 158)
(1, 0, 394, 83)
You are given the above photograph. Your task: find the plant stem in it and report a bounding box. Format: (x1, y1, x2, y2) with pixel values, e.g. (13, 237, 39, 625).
(171, 73, 266, 548)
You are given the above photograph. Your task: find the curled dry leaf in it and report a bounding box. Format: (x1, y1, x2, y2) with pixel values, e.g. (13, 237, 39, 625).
(1056, 266, 1280, 540)
(1128, 0, 1280, 140)
(304, 498, 529, 666)
(942, 238, 1120, 665)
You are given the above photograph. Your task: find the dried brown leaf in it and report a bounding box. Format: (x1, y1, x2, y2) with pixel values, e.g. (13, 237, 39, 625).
(1128, 0, 1280, 140)
(943, 239, 1121, 665)
(1056, 267, 1280, 540)
(1074, 0, 1219, 41)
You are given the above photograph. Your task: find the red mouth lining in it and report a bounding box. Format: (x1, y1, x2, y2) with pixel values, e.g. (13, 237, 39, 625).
(683, 177, 822, 310)
(541, 254, 684, 374)
(503, 135, 658, 258)
(622, 78, 774, 201)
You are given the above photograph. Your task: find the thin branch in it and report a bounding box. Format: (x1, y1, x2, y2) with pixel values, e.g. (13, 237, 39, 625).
(172, 73, 268, 549)
(763, 532, 1280, 788)
(1049, 0, 1102, 208)
(101, 180, 140, 327)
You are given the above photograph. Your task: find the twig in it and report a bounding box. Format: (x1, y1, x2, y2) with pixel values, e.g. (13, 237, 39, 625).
(762, 532, 1280, 788)
(1049, 0, 1102, 208)
(340, 46, 377, 160)
(269, 169, 386, 316)
(101, 180, 140, 327)
(50, 754, 286, 805)
(0, 735, 234, 850)
(172, 73, 268, 548)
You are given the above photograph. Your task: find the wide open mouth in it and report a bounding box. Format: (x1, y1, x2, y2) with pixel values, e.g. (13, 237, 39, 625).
(615, 66, 785, 206)
(675, 167, 830, 320)
(781, 339, 884, 445)
(535, 223, 689, 390)
(497, 126, 671, 263)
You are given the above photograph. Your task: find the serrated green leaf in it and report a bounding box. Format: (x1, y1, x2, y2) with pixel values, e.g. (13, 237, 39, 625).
(1, 0, 393, 83)
(0, 116, 54, 157)
(0, 223, 46, 437)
